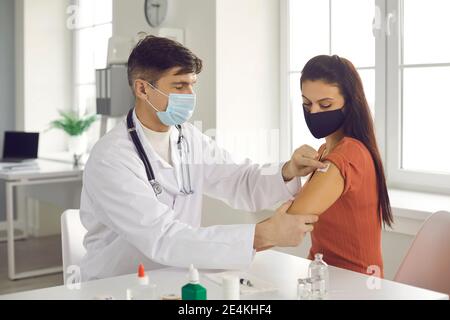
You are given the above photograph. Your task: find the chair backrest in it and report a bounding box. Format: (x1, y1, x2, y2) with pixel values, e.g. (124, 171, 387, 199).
(394, 211, 450, 295)
(61, 209, 87, 284)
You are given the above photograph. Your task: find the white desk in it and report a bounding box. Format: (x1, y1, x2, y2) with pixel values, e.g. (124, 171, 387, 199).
(0, 250, 447, 300)
(0, 159, 83, 280)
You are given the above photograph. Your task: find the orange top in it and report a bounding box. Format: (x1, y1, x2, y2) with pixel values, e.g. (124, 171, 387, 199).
(308, 137, 384, 278)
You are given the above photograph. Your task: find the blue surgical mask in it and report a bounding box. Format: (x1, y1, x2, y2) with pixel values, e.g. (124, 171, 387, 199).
(144, 82, 196, 126)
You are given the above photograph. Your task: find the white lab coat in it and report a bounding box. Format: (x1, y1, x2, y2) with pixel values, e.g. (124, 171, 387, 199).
(79, 110, 301, 281)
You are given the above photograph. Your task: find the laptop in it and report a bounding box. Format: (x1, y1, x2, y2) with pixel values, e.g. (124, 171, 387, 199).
(0, 131, 39, 163)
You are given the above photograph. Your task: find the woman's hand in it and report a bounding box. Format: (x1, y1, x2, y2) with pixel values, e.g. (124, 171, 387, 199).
(282, 145, 327, 181)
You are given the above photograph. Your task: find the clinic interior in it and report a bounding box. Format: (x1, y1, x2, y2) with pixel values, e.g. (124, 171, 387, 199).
(0, 0, 449, 299)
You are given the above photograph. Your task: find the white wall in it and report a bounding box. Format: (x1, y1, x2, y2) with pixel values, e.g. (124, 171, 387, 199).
(203, 0, 284, 277)
(16, 0, 72, 153)
(201, 0, 284, 260)
(112, 0, 216, 131)
(216, 0, 280, 164)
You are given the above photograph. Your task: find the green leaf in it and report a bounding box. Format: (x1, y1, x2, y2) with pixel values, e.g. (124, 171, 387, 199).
(49, 110, 98, 136)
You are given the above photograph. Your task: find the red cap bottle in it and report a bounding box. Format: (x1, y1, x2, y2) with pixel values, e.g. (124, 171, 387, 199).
(137, 263, 149, 285)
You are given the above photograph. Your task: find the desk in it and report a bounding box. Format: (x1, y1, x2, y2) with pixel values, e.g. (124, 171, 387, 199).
(0, 250, 447, 300)
(0, 159, 83, 280)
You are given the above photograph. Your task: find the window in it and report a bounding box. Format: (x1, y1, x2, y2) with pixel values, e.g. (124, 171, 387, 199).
(387, 0, 450, 192)
(73, 0, 112, 116)
(283, 0, 450, 194)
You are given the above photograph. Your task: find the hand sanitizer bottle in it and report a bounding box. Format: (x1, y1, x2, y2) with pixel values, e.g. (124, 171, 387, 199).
(181, 264, 207, 300)
(126, 264, 157, 300)
(308, 253, 329, 300)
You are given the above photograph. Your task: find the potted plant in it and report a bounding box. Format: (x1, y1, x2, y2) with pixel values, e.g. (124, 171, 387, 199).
(49, 110, 97, 156)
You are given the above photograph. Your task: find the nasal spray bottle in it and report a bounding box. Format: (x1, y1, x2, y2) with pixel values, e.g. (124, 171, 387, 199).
(181, 264, 207, 300)
(126, 264, 157, 300)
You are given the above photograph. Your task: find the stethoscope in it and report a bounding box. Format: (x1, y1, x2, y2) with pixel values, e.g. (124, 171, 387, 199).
(126, 109, 194, 197)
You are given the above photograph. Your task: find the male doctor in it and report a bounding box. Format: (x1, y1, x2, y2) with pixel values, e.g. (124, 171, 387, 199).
(79, 35, 325, 281)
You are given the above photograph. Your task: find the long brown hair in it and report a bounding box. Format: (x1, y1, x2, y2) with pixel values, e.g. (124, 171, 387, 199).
(300, 55, 393, 228)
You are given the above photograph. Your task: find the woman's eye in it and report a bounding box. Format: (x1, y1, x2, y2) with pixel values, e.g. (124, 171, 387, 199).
(302, 103, 311, 108)
(320, 104, 332, 108)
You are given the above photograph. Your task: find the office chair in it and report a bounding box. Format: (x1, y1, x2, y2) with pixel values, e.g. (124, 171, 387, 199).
(394, 211, 450, 295)
(61, 209, 87, 284)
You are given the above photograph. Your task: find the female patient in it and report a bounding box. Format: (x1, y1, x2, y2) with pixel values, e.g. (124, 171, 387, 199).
(287, 55, 393, 277)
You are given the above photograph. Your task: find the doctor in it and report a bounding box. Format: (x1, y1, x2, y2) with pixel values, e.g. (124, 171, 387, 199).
(80, 35, 325, 281)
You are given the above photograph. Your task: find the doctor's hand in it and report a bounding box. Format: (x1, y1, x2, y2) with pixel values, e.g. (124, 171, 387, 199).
(253, 200, 318, 252)
(282, 144, 327, 181)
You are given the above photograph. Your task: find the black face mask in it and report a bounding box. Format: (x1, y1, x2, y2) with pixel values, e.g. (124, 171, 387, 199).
(303, 107, 345, 139)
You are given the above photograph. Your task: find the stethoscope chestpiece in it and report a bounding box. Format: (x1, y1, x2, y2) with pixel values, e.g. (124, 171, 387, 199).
(150, 180, 163, 195)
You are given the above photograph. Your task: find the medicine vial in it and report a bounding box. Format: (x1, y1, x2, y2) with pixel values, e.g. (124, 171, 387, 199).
(308, 253, 329, 300)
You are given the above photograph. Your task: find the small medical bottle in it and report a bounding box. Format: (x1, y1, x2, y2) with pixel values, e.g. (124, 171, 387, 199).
(222, 275, 240, 300)
(181, 264, 207, 300)
(126, 264, 157, 300)
(308, 253, 329, 300)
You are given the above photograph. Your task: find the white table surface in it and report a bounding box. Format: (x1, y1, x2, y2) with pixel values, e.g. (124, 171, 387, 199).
(0, 250, 447, 300)
(0, 159, 83, 181)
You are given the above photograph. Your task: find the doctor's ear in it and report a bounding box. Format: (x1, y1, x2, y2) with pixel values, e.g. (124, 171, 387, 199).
(134, 80, 150, 99)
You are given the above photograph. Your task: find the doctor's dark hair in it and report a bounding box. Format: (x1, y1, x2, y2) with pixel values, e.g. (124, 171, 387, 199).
(127, 35, 203, 88)
(300, 55, 393, 228)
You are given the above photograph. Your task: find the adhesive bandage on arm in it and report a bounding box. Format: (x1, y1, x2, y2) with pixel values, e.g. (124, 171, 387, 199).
(316, 163, 331, 173)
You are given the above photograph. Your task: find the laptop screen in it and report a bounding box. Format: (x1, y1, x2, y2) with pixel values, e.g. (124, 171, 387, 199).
(3, 131, 39, 159)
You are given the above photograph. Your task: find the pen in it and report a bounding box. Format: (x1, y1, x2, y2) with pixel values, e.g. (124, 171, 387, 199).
(240, 278, 253, 287)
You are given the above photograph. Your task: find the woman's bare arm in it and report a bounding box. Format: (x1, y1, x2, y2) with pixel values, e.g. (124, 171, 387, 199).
(287, 161, 345, 216)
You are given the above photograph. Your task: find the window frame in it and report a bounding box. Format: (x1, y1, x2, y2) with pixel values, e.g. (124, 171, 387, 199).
(72, 0, 112, 115)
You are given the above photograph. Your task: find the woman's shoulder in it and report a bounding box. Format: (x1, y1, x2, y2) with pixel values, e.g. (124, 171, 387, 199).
(323, 137, 374, 194)
(327, 137, 372, 164)
(336, 136, 368, 151)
